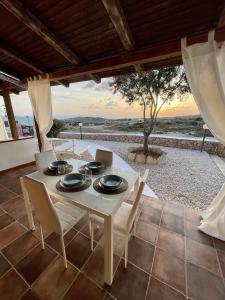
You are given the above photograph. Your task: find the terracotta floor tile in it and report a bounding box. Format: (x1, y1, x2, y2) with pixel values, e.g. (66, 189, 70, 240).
(184, 207, 201, 226)
(0, 186, 18, 204)
(0, 222, 26, 249)
(0, 207, 5, 216)
(33, 223, 52, 239)
(163, 202, 184, 218)
(7, 183, 22, 194)
(153, 248, 185, 293)
(184, 220, 213, 247)
(103, 293, 115, 300)
(0, 269, 28, 300)
(107, 260, 149, 300)
(16, 244, 57, 284)
(187, 262, 225, 300)
(139, 207, 162, 226)
(157, 227, 185, 259)
(128, 236, 154, 273)
(217, 250, 225, 278)
(18, 212, 37, 229)
(66, 233, 95, 268)
(99, 232, 125, 257)
(186, 237, 220, 274)
(45, 228, 77, 253)
(0, 196, 27, 220)
(20, 289, 41, 300)
(3, 231, 39, 264)
(142, 198, 163, 212)
(73, 214, 89, 231)
(0, 213, 14, 230)
(0, 253, 11, 277)
(81, 222, 103, 241)
(135, 220, 158, 244)
(161, 211, 184, 235)
(146, 277, 185, 300)
(214, 237, 225, 252)
(82, 245, 120, 287)
(63, 272, 106, 300)
(33, 256, 78, 300)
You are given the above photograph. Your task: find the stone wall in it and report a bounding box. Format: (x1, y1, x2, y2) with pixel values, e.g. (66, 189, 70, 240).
(59, 132, 225, 158)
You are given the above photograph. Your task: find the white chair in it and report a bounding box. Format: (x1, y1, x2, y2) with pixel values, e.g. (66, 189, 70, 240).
(50, 138, 89, 160)
(35, 150, 57, 170)
(89, 169, 149, 268)
(20, 176, 85, 268)
(95, 149, 113, 167)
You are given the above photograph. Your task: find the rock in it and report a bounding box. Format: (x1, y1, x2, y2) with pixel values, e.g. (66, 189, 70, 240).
(136, 153, 146, 163)
(127, 152, 136, 161)
(146, 155, 158, 165)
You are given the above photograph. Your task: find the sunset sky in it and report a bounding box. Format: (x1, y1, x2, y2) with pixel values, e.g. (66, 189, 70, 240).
(0, 78, 199, 119)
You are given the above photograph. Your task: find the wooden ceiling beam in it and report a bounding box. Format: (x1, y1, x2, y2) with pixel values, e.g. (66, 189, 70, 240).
(42, 27, 225, 81)
(0, 0, 80, 64)
(102, 0, 144, 75)
(0, 43, 69, 87)
(0, 42, 43, 74)
(217, 5, 225, 28)
(0, 72, 25, 90)
(0, 0, 99, 84)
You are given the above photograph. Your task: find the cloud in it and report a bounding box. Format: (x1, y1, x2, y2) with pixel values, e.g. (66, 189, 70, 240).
(95, 80, 110, 91)
(101, 98, 118, 109)
(82, 81, 95, 89)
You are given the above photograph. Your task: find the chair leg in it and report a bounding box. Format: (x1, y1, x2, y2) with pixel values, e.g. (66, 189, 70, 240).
(39, 222, 45, 249)
(89, 219, 92, 236)
(133, 215, 138, 236)
(61, 235, 68, 269)
(91, 221, 94, 251)
(124, 236, 129, 269)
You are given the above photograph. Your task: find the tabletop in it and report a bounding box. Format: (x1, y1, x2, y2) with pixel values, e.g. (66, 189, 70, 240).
(27, 158, 139, 218)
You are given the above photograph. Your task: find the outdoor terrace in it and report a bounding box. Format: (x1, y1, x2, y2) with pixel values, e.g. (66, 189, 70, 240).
(0, 163, 225, 300)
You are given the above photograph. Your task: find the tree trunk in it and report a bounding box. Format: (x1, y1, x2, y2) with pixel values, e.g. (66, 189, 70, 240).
(143, 132, 149, 155)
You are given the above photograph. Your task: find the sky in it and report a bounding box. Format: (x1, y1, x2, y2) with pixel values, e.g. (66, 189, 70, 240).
(0, 78, 199, 119)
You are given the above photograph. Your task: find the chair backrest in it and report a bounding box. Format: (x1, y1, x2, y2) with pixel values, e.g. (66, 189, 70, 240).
(35, 150, 57, 170)
(95, 149, 113, 167)
(126, 169, 149, 233)
(21, 176, 62, 234)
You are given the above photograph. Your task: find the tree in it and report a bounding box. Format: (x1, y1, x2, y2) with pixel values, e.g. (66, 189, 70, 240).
(47, 119, 65, 138)
(110, 66, 190, 154)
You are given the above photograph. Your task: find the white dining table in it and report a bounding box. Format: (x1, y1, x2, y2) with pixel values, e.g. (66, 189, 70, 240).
(22, 158, 139, 285)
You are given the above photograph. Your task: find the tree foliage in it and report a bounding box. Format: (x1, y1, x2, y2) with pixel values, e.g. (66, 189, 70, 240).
(47, 119, 65, 138)
(110, 66, 190, 153)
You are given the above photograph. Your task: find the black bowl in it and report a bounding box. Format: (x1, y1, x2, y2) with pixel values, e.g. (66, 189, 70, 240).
(49, 160, 68, 171)
(61, 173, 85, 188)
(86, 161, 105, 171)
(99, 175, 122, 190)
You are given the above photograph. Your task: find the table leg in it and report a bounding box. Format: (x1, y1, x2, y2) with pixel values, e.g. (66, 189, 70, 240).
(20, 177, 35, 230)
(104, 215, 113, 286)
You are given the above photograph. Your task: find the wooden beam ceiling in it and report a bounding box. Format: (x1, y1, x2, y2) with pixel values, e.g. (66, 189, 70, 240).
(0, 42, 43, 74)
(34, 27, 224, 82)
(0, 42, 69, 88)
(102, 0, 144, 76)
(0, 0, 100, 84)
(0, 72, 25, 90)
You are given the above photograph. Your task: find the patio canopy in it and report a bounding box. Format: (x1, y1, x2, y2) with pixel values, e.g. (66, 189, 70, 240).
(0, 0, 225, 94)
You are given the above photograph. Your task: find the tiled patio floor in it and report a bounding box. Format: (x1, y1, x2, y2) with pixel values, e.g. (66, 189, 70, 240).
(0, 164, 225, 300)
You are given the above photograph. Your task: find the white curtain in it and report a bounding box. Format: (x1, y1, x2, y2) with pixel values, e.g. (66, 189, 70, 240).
(0, 111, 8, 140)
(181, 31, 225, 241)
(28, 77, 53, 152)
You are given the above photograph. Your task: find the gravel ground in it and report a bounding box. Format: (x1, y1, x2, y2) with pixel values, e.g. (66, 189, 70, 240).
(88, 140, 225, 211)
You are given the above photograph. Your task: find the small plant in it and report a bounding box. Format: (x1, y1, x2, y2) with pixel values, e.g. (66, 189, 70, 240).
(47, 119, 65, 138)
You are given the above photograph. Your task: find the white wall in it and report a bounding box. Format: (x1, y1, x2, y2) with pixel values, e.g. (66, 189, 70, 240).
(0, 138, 36, 171)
